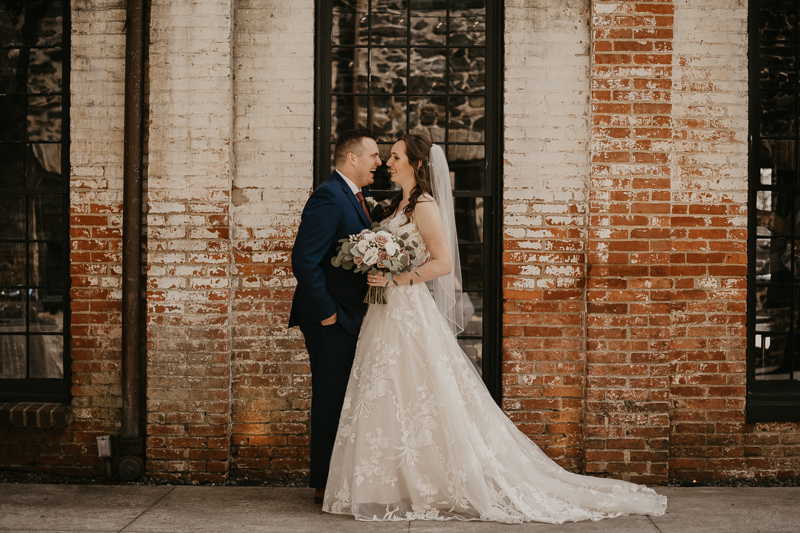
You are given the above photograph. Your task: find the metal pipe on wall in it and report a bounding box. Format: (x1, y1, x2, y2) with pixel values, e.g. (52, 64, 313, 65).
(118, 0, 146, 481)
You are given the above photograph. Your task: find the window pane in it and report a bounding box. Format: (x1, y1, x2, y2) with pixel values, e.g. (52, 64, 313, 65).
(26, 142, 61, 188)
(332, 47, 369, 93)
(754, 334, 799, 381)
(370, 47, 407, 94)
(0, 143, 25, 188)
(458, 338, 481, 375)
(332, 2, 369, 46)
(410, 48, 445, 93)
(29, 333, 62, 378)
(459, 243, 482, 290)
(409, 96, 446, 142)
(0, 195, 25, 239)
(27, 47, 61, 94)
(0, 48, 24, 95)
(410, 10, 446, 45)
(0, 288, 25, 332)
(331, 95, 368, 141)
(29, 288, 62, 332)
(760, 139, 796, 187)
(0, 243, 24, 285)
(0, 334, 25, 378)
(370, 95, 406, 142)
(0, 95, 25, 141)
(449, 95, 485, 142)
(25, 1, 63, 47)
(461, 291, 482, 336)
(370, 11, 407, 47)
(759, 3, 796, 42)
(449, 11, 485, 46)
(28, 242, 63, 286)
(0, 1, 25, 46)
(455, 196, 483, 242)
(449, 47, 485, 94)
(370, 144, 399, 192)
(27, 94, 61, 141)
(761, 42, 796, 90)
(29, 194, 63, 240)
(761, 91, 796, 138)
(448, 144, 485, 190)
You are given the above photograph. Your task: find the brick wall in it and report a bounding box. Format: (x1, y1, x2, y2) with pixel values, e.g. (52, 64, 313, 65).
(229, 0, 315, 481)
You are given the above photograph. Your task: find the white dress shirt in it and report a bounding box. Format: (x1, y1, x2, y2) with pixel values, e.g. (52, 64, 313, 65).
(335, 169, 360, 196)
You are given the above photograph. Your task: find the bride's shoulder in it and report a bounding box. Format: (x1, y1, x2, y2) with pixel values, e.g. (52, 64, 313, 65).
(417, 193, 436, 204)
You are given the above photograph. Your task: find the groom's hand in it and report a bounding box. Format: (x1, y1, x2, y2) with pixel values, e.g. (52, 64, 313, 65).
(320, 312, 337, 326)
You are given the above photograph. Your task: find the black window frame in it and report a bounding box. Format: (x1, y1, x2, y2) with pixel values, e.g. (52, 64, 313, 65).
(747, 0, 800, 422)
(0, 0, 71, 404)
(313, 0, 504, 402)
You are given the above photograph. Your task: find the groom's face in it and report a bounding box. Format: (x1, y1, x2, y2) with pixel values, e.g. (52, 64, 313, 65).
(351, 138, 382, 189)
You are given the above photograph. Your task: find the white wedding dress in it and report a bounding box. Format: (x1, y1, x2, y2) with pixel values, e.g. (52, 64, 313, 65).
(322, 210, 667, 523)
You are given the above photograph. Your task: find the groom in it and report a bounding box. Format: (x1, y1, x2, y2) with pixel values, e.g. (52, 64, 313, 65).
(289, 129, 382, 503)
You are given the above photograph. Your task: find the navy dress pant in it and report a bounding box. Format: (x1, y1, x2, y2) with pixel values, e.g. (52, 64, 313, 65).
(301, 321, 358, 489)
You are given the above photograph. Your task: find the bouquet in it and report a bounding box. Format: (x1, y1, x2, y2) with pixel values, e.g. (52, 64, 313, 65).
(331, 222, 421, 304)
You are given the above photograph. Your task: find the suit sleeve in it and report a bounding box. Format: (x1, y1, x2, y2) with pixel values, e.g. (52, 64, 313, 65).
(291, 187, 341, 323)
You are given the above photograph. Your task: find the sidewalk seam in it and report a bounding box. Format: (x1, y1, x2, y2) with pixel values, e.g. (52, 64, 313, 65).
(117, 486, 175, 533)
(647, 515, 665, 533)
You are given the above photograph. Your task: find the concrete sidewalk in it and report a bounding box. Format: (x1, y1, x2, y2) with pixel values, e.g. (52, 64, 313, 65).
(0, 485, 798, 533)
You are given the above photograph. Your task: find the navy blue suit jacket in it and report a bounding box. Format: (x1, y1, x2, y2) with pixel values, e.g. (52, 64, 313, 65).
(289, 172, 372, 336)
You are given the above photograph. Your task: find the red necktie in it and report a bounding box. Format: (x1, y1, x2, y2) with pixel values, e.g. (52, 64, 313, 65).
(355, 191, 372, 224)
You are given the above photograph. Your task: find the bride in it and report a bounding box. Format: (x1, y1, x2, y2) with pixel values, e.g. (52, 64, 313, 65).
(322, 134, 667, 523)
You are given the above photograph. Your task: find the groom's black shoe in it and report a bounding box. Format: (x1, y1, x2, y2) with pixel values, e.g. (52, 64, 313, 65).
(314, 488, 324, 505)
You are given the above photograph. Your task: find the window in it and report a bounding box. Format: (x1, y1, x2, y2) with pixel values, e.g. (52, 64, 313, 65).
(0, 0, 70, 403)
(315, 0, 503, 399)
(748, 0, 800, 421)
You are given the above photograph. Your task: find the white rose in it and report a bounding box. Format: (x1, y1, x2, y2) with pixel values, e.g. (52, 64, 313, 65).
(356, 239, 370, 254)
(362, 232, 376, 241)
(375, 230, 393, 241)
(383, 241, 400, 257)
(362, 248, 379, 265)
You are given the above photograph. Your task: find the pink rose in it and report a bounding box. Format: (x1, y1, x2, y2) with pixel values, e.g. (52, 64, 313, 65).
(378, 251, 390, 262)
(354, 256, 363, 266)
(375, 234, 389, 246)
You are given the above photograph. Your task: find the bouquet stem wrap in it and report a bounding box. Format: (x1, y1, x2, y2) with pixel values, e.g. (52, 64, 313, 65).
(364, 285, 387, 305)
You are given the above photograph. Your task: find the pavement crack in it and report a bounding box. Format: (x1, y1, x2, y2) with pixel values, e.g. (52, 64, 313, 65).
(647, 515, 664, 533)
(118, 486, 175, 533)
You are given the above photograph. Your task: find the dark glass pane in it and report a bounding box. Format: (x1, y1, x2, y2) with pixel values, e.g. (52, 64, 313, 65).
(25, 1, 63, 47)
(449, 11, 485, 46)
(448, 144, 485, 190)
(0, 334, 25, 378)
(461, 292, 482, 336)
(458, 338, 481, 375)
(28, 241, 62, 286)
(754, 334, 798, 381)
(29, 334, 62, 378)
(332, 2, 369, 46)
(410, 48, 445, 93)
(449, 95, 485, 142)
(761, 91, 796, 138)
(0, 95, 25, 141)
(370, 144, 399, 192)
(459, 243, 482, 290)
(755, 189, 794, 240)
(27, 94, 61, 141)
(0, 242, 24, 285)
(332, 48, 369, 93)
(370, 47, 407, 94)
(0, 195, 24, 239)
(370, 95, 406, 142)
(409, 96, 445, 142)
(449, 47, 485, 94)
(410, 10, 446, 45)
(759, 139, 796, 187)
(760, 2, 795, 42)
(0, 1, 24, 46)
(370, 12, 407, 47)
(26, 142, 61, 187)
(760, 42, 796, 90)
(28, 288, 62, 332)
(755, 237, 796, 283)
(0, 48, 25, 95)
(331, 95, 368, 141)
(455, 196, 484, 242)
(27, 47, 61, 94)
(0, 144, 24, 188)
(372, 0, 406, 12)
(29, 194, 62, 240)
(0, 288, 24, 332)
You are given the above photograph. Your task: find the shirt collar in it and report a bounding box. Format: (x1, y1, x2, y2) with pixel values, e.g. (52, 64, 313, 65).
(335, 169, 361, 196)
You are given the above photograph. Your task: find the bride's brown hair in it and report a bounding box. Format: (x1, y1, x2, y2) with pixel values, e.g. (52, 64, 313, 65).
(384, 134, 433, 223)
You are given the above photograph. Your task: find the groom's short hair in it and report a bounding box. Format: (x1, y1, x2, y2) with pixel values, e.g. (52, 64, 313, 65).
(334, 129, 376, 166)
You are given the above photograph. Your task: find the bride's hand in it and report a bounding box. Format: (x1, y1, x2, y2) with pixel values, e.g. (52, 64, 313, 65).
(367, 271, 409, 287)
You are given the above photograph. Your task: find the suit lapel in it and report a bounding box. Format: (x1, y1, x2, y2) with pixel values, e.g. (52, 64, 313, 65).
(331, 171, 371, 227)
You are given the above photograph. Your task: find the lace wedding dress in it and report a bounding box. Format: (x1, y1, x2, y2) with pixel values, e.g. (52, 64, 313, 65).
(322, 210, 668, 523)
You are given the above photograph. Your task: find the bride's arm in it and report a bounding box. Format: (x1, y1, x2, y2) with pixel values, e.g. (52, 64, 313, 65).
(368, 200, 451, 287)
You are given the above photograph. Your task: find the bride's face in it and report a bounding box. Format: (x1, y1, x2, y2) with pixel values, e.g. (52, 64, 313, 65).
(387, 141, 417, 188)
